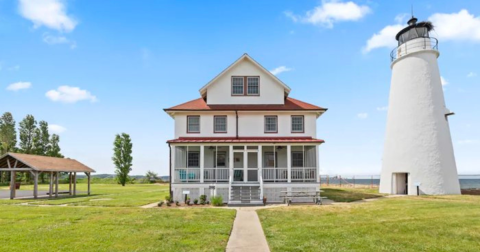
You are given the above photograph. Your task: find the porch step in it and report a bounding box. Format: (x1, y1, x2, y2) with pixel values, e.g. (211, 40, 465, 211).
(229, 185, 261, 205)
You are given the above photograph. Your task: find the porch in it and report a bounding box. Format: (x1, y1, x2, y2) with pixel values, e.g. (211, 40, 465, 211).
(172, 144, 319, 184)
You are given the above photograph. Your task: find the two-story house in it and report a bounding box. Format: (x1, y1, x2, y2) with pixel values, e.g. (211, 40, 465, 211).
(164, 54, 327, 205)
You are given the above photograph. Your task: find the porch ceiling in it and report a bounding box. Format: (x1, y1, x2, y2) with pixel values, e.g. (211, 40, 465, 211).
(167, 137, 324, 144)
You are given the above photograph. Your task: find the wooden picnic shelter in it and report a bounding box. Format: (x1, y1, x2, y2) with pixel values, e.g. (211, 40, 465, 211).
(0, 152, 95, 199)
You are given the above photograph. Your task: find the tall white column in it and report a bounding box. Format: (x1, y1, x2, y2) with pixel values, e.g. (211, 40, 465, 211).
(258, 145, 263, 199)
(316, 146, 320, 183)
(200, 145, 204, 183)
(229, 145, 234, 180)
(244, 146, 248, 183)
(287, 145, 292, 183)
(171, 145, 176, 183)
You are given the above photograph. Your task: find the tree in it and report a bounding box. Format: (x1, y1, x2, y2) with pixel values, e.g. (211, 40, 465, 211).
(145, 170, 159, 183)
(19, 115, 37, 154)
(47, 134, 63, 158)
(112, 133, 133, 186)
(0, 112, 17, 155)
(34, 121, 50, 155)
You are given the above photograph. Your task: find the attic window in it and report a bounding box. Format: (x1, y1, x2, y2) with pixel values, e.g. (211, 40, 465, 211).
(247, 77, 259, 95)
(232, 77, 244, 95)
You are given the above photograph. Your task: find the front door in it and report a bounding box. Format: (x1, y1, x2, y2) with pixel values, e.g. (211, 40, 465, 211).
(233, 152, 244, 182)
(247, 152, 258, 182)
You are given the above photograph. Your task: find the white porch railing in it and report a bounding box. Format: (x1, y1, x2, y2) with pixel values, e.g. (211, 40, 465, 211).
(174, 168, 200, 183)
(262, 168, 288, 182)
(291, 167, 317, 182)
(204, 168, 229, 182)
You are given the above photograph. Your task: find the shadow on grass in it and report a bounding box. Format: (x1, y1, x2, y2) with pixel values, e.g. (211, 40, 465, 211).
(322, 188, 383, 202)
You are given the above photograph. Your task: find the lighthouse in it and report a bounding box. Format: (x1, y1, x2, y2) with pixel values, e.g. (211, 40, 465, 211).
(379, 16, 461, 195)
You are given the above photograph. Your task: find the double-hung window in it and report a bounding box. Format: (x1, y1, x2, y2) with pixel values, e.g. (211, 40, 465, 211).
(247, 77, 259, 95)
(214, 116, 227, 133)
(187, 116, 200, 133)
(187, 152, 200, 167)
(291, 116, 304, 133)
(232, 77, 244, 95)
(264, 116, 278, 133)
(291, 152, 304, 167)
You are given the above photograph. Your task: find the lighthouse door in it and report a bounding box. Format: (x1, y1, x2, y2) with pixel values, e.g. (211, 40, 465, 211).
(394, 173, 408, 195)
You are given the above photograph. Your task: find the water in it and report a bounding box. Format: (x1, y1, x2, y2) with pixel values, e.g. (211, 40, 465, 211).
(321, 178, 480, 189)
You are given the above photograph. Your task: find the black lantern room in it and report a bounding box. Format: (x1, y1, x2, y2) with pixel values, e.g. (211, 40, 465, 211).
(395, 16, 434, 46)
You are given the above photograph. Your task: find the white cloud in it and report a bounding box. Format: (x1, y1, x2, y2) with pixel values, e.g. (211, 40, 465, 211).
(49, 124, 66, 134)
(42, 33, 77, 48)
(45, 85, 97, 103)
(285, 1, 371, 28)
(376, 106, 388, 111)
(363, 24, 403, 53)
(458, 139, 479, 145)
(357, 113, 368, 119)
(429, 10, 480, 42)
(270, 66, 293, 75)
(18, 0, 77, 32)
(6, 81, 31, 91)
(467, 72, 477, 78)
(441, 76, 448, 86)
(7, 65, 20, 71)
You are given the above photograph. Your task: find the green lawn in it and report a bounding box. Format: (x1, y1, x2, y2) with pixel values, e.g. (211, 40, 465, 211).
(321, 187, 384, 202)
(0, 183, 236, 252)
(0, 183, 169, 207)
(258, 195, 480, 251)
(0, 205, 235, 252)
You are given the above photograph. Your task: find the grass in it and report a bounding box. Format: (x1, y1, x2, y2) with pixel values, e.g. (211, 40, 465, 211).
(258, 194, 480, 251)
(0, 205, 235, 252)
(321, 187, 384, 202)
(0, 183, 169, 207)
(0, 184, 236, 251)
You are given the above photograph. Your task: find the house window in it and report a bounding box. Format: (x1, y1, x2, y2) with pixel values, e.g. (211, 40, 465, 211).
(247, 77, 259, 95)
(265, 116, 278, 133)
(292, 152, 304, 167)
(187, 116, 200, 133)
(214, 116, 227, 133)
(291, 116, 304, 133)
(187, 152, 200, 167)
(232, 77, 244, 95)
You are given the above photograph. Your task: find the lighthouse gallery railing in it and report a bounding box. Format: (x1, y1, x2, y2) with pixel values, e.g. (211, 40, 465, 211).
(390, 37, 438, 62)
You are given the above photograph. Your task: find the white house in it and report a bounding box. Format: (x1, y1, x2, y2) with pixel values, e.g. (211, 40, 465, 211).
(164, 54, 327, 205)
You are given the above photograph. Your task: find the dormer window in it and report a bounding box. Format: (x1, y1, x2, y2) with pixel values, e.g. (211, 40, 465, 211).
(232, 76, 260, 96)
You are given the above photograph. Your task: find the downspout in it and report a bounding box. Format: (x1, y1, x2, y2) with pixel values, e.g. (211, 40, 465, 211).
(235, 110, 239, 139)
(168, 143, 172, 199)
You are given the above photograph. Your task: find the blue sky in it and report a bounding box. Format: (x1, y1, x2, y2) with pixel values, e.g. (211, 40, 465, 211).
(0, 0, 479, 176)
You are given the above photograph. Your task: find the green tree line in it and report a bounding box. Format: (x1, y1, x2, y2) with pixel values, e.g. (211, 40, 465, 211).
(0, 112, 63, 183)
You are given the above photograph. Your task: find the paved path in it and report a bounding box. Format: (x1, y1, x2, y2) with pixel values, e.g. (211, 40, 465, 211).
(226, 207, 270, 252)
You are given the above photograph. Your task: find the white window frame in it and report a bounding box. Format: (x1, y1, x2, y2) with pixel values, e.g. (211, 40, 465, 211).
(247, 77, 259, 95)
(214, 116, 227, 133)
(264, 116, 278, 133)
(232, 77, 244, 95)
(291, 115, 304, 133)
(187, 116, 200, 133)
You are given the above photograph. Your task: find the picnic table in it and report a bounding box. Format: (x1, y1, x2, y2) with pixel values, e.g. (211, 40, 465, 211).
(280, 191, 326, 206)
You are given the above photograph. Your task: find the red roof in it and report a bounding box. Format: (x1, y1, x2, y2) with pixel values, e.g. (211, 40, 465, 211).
(164, 97, 326, 111)
(167, 137, 325, 144)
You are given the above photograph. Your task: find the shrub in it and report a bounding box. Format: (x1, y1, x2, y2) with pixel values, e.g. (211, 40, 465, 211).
(193, 199, 198, 205)
(211, 196, 223, 206)
(200, 195, 207, 204)
(165, 195, 172, 203)
(166, 201, 171, 207)
(158, 201, 164, 207)
(175, 201, 180, 206)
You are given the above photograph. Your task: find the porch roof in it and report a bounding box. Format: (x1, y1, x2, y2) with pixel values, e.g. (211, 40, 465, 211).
(167, 137, 325, 144)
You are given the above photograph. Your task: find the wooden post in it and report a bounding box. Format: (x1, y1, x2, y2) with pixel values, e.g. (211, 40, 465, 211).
(55, 172, 59, 198)
(49, 172, 53, 198)
(7, 158, 15, 200)
(69, 172, 72, 195)
(33, 171, 38, 199)
(73, 172, 77, 196)
(87, 172, 91, 196)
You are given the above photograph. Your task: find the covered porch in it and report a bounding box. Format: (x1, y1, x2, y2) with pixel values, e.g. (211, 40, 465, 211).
(170, 138, 322, 185)
(0, 153, 95, 199)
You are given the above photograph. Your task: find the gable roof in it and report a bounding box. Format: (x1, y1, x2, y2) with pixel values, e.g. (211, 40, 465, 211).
(199, 53, 292, 98)
(164, 97, 327, 112)
(0, 153, 95, 173)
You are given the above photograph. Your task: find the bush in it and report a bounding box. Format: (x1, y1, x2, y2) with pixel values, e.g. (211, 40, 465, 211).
(158, 201, 164, 207)
(194, 199, 198, 205)
(175, 201, 180, 206)
(166, 201, 171, 207)
(211, 196, 223, 206)
(165, 195, 172, 203)
(200, 195, 207, 204)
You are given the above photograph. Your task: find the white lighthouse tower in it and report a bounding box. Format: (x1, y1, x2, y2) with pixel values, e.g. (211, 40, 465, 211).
(379, 16, 461, 195)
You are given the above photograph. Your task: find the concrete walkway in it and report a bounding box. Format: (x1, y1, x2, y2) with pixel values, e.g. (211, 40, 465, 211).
(226, 207, 270, 252)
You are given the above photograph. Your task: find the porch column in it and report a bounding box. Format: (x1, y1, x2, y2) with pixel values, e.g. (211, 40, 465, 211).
(258, 145, 263, 198)
(243, 146, 247, 183)
(49, 172, 53, 198)
(228, 145, 233, 201)
(33, 171, 38, 199)
(316, 146, 320, 183)
(55, 172, 59, 198)
(287, 145, 292, 183)
(73, 172, 77, 196)
(200, 145, 204, 183)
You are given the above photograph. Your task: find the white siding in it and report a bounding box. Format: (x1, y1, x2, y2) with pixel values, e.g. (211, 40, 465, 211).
(205, 58, 285, 105)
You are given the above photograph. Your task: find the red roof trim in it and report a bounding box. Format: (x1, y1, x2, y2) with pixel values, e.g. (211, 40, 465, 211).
(167, 137, 325, 144)
(164, 97, 327, 112)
